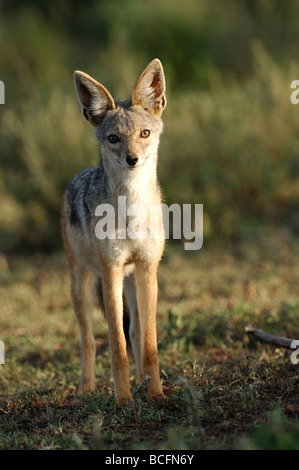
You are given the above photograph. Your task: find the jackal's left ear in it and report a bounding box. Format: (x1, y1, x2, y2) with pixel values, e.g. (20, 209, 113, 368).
(132, 59, 166, 117)
(74, 71, 116, 126)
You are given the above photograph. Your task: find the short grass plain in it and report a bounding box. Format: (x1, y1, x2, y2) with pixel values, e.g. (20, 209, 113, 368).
(0, 229, 298, 450)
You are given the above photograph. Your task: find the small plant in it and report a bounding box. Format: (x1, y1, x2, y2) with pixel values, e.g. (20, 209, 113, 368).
(253, 409, 299, 450)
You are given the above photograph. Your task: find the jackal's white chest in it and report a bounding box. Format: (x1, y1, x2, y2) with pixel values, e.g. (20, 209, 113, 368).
(97, 200, 164, 264)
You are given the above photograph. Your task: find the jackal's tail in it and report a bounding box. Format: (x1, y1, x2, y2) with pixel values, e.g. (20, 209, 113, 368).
(96, 278, 130, 346)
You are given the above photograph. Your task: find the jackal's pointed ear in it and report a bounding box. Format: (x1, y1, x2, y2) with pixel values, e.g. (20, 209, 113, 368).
(74, 71, 116, 126)
(132, 59, 166, 117)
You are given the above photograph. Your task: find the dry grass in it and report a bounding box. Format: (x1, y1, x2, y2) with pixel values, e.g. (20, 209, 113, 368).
(0, 229, 298, 449)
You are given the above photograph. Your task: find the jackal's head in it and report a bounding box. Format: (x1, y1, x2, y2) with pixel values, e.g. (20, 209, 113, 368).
(74, 59, 166, 171)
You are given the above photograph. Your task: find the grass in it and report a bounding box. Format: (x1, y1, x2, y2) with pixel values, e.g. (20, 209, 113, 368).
(2, 4, 299, 253)
(0, 229, 298, 450)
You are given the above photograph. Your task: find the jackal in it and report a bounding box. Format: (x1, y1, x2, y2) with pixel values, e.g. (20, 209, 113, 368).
(61, 59, 167, 405)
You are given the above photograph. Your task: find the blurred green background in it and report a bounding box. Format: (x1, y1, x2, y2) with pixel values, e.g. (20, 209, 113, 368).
(1, 0, 299, 253)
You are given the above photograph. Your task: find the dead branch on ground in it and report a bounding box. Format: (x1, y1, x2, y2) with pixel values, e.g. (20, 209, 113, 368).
(245, 325, 297, 349)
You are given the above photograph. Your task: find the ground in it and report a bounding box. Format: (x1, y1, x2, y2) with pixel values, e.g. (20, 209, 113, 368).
(0, 228, 298, 450)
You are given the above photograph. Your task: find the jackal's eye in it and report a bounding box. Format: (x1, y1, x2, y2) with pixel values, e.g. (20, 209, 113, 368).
(108, 135, 120, 144)
(140, 129, 150, 138)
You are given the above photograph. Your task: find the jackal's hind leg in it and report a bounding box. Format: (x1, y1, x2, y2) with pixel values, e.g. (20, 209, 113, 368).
(71, 266, 96, 391)
(124, 274, 142, 382)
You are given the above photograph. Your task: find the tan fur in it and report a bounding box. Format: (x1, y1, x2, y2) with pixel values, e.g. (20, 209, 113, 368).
(61, 59, 166, 405)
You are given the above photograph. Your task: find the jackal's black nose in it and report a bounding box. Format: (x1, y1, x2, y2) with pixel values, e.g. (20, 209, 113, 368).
(126, 155, 138, 166)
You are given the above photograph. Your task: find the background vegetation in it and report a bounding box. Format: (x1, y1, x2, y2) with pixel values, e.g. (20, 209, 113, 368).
(0, 0, 298, 450)
(1, 0, 299, 251)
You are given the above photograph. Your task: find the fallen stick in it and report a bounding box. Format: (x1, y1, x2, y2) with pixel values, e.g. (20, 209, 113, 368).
(245, 325, 297, 349)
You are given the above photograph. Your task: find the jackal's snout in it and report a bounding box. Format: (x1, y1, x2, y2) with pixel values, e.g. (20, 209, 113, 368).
(126, 154, 138, 167)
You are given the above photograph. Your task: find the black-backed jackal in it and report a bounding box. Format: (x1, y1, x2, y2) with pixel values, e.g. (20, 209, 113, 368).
(61, 59, 166, 405)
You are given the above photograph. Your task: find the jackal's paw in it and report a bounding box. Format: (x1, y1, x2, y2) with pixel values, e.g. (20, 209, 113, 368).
(115, 394, 134, 408)
(79, 381, 95, 392)
(148, 392, 167, 404)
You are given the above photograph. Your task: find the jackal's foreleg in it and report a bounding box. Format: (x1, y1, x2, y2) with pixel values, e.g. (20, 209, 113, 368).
(135, 263, 164, 401)
(102, 265, 132, 405)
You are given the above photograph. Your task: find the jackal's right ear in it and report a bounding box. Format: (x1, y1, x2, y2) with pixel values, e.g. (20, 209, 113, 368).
(132, 59, 166, 117)
(74, 71, 115, 126)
